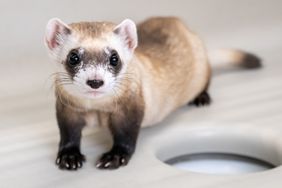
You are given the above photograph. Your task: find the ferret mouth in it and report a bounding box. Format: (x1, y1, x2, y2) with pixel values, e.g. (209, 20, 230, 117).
(85, 90, 104, 96)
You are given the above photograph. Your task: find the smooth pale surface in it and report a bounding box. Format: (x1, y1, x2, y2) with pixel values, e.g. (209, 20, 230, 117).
(1, 0, 282, 188)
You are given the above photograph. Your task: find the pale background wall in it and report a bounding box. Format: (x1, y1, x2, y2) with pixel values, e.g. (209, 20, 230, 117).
(1, 0, 281, 59)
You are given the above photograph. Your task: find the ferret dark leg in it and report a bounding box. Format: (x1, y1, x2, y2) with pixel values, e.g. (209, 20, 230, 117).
(55, 100, 86, 170)
(190, 66, 212, 107)
(96, 106, 144, 170)
(189, 78, 211, 107)
(190, 90, 211, 106)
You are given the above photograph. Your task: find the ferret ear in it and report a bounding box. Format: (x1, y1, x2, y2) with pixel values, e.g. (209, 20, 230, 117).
(44, 18, 71, 50)
(114, 19, 138, 52)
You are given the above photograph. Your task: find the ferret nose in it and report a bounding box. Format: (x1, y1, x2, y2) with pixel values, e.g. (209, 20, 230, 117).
(86, 79, 104, 89)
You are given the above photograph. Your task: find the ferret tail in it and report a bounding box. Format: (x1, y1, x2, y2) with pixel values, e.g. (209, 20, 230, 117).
(208, 49, 262, 75)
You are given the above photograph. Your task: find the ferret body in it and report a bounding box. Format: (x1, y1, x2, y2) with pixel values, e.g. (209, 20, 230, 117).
(44, 17, 260, 170)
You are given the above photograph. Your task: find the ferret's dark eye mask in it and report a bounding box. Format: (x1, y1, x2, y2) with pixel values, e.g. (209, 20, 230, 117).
(64, 48, 122, 78)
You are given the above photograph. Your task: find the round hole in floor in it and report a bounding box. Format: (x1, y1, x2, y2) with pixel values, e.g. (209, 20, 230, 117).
(165, 153, 275, 175)
(155, 126, 280, 175)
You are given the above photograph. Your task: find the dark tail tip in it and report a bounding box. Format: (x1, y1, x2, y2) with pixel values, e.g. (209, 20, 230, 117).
(241, 53, 263, 69)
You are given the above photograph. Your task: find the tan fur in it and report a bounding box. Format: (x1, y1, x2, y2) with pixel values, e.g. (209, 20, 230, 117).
(55, 17, 211, 127)
(136, 17, 210, 126)
(69, 22, 116, 40)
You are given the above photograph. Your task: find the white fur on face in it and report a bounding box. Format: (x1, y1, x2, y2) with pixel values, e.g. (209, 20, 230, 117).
(60, 63, 116, 99)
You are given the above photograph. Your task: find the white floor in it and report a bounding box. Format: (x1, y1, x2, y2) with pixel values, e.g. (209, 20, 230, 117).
(0, 0, 282, 188)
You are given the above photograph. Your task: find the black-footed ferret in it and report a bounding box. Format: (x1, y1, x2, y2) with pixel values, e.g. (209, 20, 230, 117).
(44, 17, 261, 170)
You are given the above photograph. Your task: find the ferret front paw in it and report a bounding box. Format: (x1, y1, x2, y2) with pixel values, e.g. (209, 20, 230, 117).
(96, 149, 131, 170)
(56, 147, 86, 170)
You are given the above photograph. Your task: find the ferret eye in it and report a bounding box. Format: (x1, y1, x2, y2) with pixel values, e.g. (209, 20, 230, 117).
(109, 53, 119, 67)
(68, 51, 81, 66)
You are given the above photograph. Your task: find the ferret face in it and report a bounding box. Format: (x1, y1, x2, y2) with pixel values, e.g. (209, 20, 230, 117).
(44, 18, 138, 99)
(60, 45, 123, 99)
